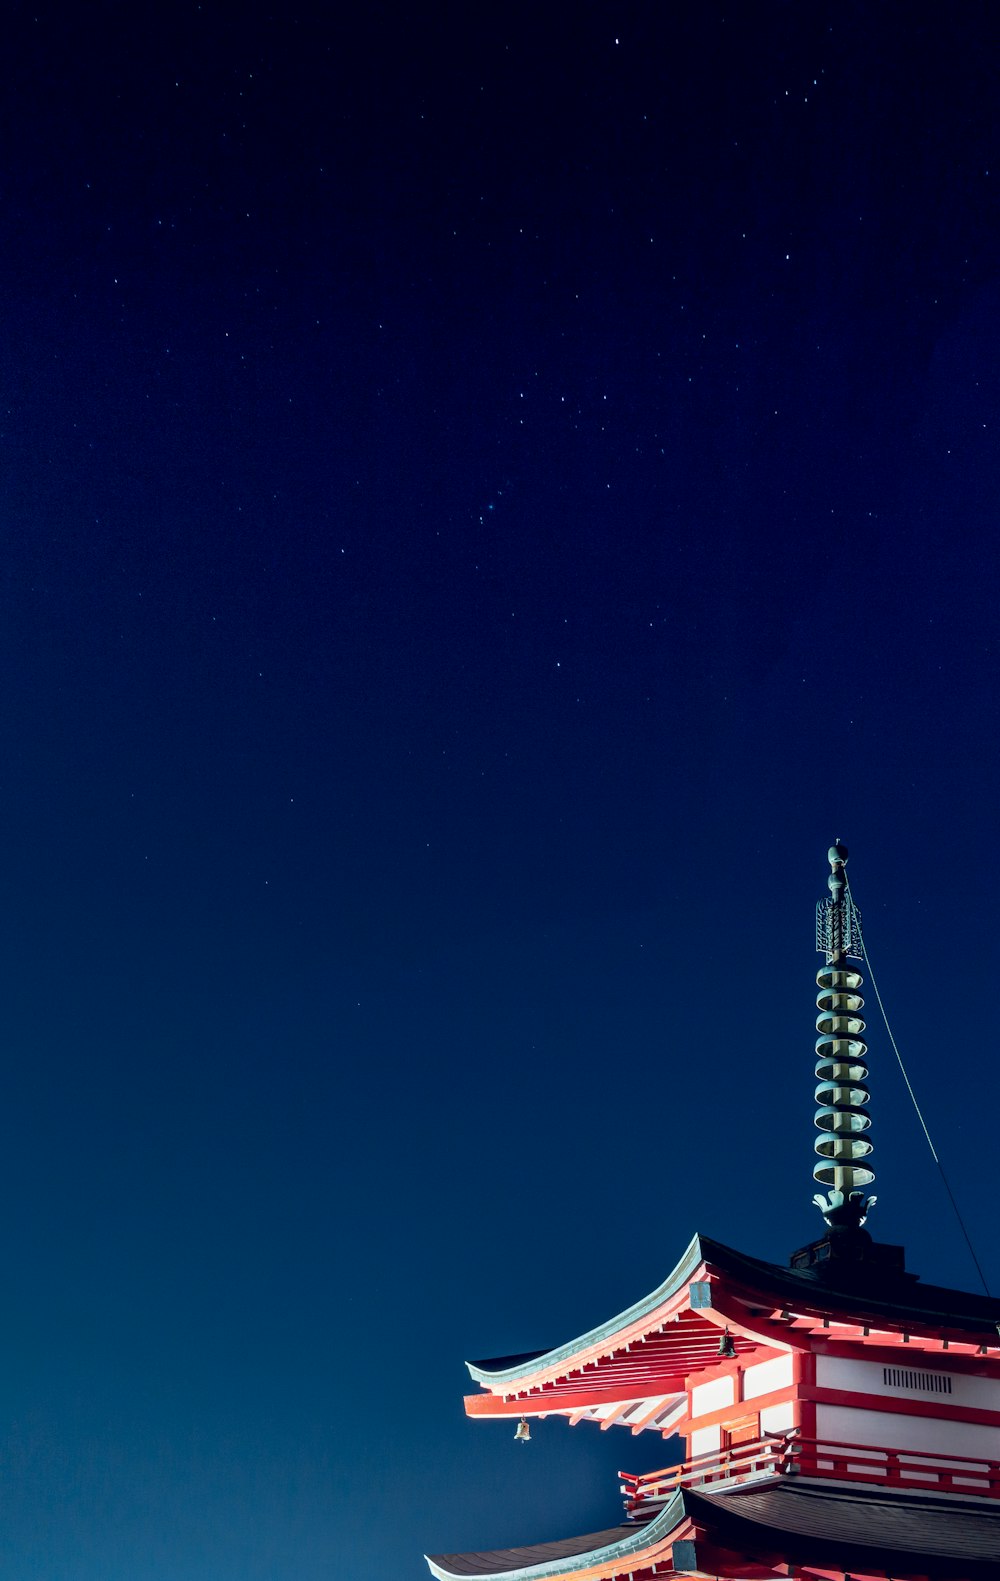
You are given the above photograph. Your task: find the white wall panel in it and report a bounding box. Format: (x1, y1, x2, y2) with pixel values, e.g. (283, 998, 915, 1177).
(743, 1355, 793, 1399)
(816, 1403, 1000, 1460)
(816, 1354, 1000, 1409)
(691, 1375, 734, 1417)
(760, 1401, 796, 1434)
(690, 1424, 721, 1458)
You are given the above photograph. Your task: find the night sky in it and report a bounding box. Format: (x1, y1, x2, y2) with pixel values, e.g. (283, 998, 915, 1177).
(3, 4, 1000, 1578)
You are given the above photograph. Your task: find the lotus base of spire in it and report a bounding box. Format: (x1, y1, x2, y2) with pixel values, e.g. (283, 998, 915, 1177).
(812, 1187, 877, 1231)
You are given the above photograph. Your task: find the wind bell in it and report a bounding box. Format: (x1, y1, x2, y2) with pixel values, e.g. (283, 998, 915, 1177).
(514, 1416, 531, 1443)
(716, 1328, 737, 1360)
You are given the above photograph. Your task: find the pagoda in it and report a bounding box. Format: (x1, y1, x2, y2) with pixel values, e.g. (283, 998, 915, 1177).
(425, 845, 1000, 1581)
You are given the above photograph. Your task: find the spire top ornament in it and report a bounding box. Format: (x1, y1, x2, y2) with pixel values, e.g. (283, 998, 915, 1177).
(815, 841, 862, 960)
(812, 842, 876, 1231)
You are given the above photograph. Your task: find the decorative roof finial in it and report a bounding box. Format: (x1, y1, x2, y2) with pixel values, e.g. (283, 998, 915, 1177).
(812, 843, 876, 1231)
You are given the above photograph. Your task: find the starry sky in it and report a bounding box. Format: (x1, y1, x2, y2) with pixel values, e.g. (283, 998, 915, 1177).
(3, 4, 1000, 1578)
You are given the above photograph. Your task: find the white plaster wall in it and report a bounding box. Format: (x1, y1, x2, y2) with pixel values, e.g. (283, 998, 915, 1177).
(816, 1403, 1000, 1460)
(760, 1401, 796, 1434)
(690, 1424, 721, 1458)
(743, 1354, 793, 1399)
(691, 1375, 734, 1416)
(816, 1353, 1000, 1409)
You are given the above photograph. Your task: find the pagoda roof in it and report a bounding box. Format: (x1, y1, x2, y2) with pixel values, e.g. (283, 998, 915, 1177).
(687, 1478, 1000, 1570)
(466, 1234, 708, 1388)
(703, 1235, 1000, 1334)
(426, 1523, 637, 1578)
(466, 1233, 1000, 1408)
(427, 1480, 1000, 1580)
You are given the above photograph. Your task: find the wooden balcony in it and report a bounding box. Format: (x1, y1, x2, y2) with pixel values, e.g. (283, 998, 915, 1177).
(620, 1432, 1000, 1518)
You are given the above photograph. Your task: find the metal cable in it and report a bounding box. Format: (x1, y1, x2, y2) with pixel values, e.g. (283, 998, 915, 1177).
(844, 872, 992, 1298)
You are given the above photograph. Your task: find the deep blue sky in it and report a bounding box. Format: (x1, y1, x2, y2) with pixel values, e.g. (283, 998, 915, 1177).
(2, 3, 1000, 1577)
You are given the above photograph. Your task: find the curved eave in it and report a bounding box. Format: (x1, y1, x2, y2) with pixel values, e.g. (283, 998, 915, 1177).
(466, 1233, 706, 1388)
(426, 1493, 686, 1581)
(466, 1233, 1000, 1406)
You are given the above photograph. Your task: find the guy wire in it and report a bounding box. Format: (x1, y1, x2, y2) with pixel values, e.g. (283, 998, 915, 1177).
(844, 872, 992, 1298)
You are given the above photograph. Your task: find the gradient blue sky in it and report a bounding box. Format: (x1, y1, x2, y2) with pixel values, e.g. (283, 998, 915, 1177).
(2, 4, 1000, 1578)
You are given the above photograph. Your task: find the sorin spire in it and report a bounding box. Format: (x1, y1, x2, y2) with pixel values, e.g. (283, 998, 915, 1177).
(812, 843, 876, 1231)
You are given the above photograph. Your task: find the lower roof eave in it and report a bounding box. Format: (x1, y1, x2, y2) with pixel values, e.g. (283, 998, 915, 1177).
(426, 1479, 1000, 1581)
(425, 1492, 687, 1581)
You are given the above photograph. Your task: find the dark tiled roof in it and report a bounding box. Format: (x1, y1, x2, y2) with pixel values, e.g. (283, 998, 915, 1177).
(701, 1234, 1000, 1334)
(428, 1483, 1000, 1578)
(426, 1524, 633, 1576)
(690, 1478, 1000, 1571)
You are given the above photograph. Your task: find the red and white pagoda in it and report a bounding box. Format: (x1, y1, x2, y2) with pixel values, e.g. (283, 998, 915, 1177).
(426, 845, 1000, 1581)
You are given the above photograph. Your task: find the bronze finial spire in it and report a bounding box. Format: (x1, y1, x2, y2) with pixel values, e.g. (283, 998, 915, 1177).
(812, 843, 876, 1231)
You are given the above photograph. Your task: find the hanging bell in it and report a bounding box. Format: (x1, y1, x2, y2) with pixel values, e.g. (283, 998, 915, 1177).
(717, 1328, 737, 1360)
(514, 1416, 531, 1443)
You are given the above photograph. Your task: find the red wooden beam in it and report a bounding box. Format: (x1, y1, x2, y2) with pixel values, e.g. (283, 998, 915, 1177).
(803, 1382, 1000, 1429)
(816, 1337, 1000, 1377)
(681, 1381, 795, 1432)
(464, 1380, 686, 1417)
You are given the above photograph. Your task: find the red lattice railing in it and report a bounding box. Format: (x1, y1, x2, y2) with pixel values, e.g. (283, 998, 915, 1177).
(620, 1432, 1000, 1517)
